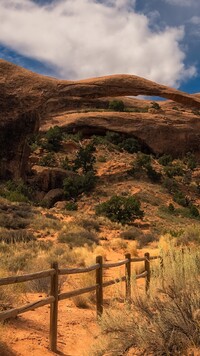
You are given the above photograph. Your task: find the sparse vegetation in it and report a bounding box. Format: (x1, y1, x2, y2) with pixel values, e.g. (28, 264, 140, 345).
(91, 246, 200, 356)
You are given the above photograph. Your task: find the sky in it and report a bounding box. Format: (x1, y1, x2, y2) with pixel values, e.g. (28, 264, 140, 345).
(0, 0, 200, 93)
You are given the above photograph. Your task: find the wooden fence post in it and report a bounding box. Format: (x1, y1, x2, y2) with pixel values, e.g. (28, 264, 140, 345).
(144, 252, 150, 295)
(125, 253, 131, 302)
(96, 256, 103, 317)
(50, 262, 59, 352)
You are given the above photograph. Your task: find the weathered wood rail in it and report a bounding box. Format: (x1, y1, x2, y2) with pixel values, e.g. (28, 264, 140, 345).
(0, 252, 160, 353)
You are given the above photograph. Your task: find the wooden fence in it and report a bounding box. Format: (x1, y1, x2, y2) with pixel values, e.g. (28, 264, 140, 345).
(0, 252, 160, 353)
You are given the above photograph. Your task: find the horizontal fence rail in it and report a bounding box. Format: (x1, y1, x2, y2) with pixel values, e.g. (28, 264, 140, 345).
(0, 252, 160, 353)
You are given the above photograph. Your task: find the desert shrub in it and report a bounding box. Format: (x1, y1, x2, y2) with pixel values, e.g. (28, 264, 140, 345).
(120, 228, 154, 247)
(168, 202, 175, 213)
(95, 195, 143, 224)
(146, 165, 162, 182)
(189, 204, 199, 217)
(105, 131, 123, 145)
(60, 156, 72, 170)
(65, 201, 78, 211)
(184, 152, 197, 170)
(178, 225, 200, 245)
(164, 164, 185, 178)
(39, 152, 56, 167)
(43, 125, 63, 151)
(76, 217, 100, 232)
(119, 137, 141, 154)
(134, 152, 151, 168)
(151, 101, 160, 110)
(58, 223, 98, 247)
(0, 214, 30, 229)
(63, 131, 83, 142)
(109, 100, 125, 112)
(73, 143, 96, 173)
(128, 153, 151, 177)
(109, 238, 128, 250)
(0, 229, 35, 244)
(158, 154, 173, 166)
(32, 214, 61, 231)
(63, 171, 97, 200)
(173, 191, 189, 207)
(162, 177, 178, 193)
(0, 180, 33, 202)
(120, 227, 142, 240)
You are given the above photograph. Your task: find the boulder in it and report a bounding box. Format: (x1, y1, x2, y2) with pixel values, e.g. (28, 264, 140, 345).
(41, 189, 64, 208)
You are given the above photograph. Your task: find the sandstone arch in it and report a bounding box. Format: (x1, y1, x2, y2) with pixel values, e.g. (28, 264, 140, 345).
(1, 59, 200, 179)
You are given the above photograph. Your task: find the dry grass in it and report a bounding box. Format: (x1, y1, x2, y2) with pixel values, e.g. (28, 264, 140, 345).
(58, 222, 98, 247)
(91, 246, 200, 355)
(72, 271, 96, 308)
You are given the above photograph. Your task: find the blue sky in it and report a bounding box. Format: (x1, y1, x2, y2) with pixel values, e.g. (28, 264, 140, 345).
(0, 0, 199, 93)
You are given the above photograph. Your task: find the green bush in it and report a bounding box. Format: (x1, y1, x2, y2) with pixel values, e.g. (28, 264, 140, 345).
(162, 177, 178, 194)
(105, 131, 123, 145)
(173, 191, 189, 207)
(119, 137, 141, 154)
(39, 152, 56, 167)
(109, 100, 125, 112)
(65, 201, 78, 211)
(146, 165, 162, 183)
(0, 180, 33, 202)
(134, 153, 151, 168)
(43, 126, 63, 151)
(73, 143, 96, 173)
(95, 195, 144, 224)
(184, 152, 197, 170)
(158, 154, 173, 166)
(168, 203, 175, 213)
(151, 101, 160, 110)
(60, 157, 73, 170)
(189, 204, 199, 218)
(164, 164, 184, 178)
(63, 171, 97, 200)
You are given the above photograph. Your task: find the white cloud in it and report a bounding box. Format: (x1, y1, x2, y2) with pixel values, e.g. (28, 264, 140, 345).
(190, 16, 200, 25)
(0, 0, 196, 87)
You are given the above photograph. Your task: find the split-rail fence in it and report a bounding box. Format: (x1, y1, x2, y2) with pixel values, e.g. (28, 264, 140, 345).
(0, 252, 160, 353)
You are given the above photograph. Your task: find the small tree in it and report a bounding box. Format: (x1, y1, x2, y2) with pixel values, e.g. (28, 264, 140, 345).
(109, 100, 125, 112)
(63, 171, 97, 200)
(44, 126, 63, 151)
(95, 195, 144, 224)
(73, 143, 96, 173)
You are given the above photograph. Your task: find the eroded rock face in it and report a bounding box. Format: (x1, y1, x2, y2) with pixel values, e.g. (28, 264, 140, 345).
(1, 58, 200, 179)
(30, 166, 77, 192)
(0, 110, 39, 180)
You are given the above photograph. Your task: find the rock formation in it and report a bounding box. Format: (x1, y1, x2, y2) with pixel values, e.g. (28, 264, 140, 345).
(1, 59, 200, 179)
